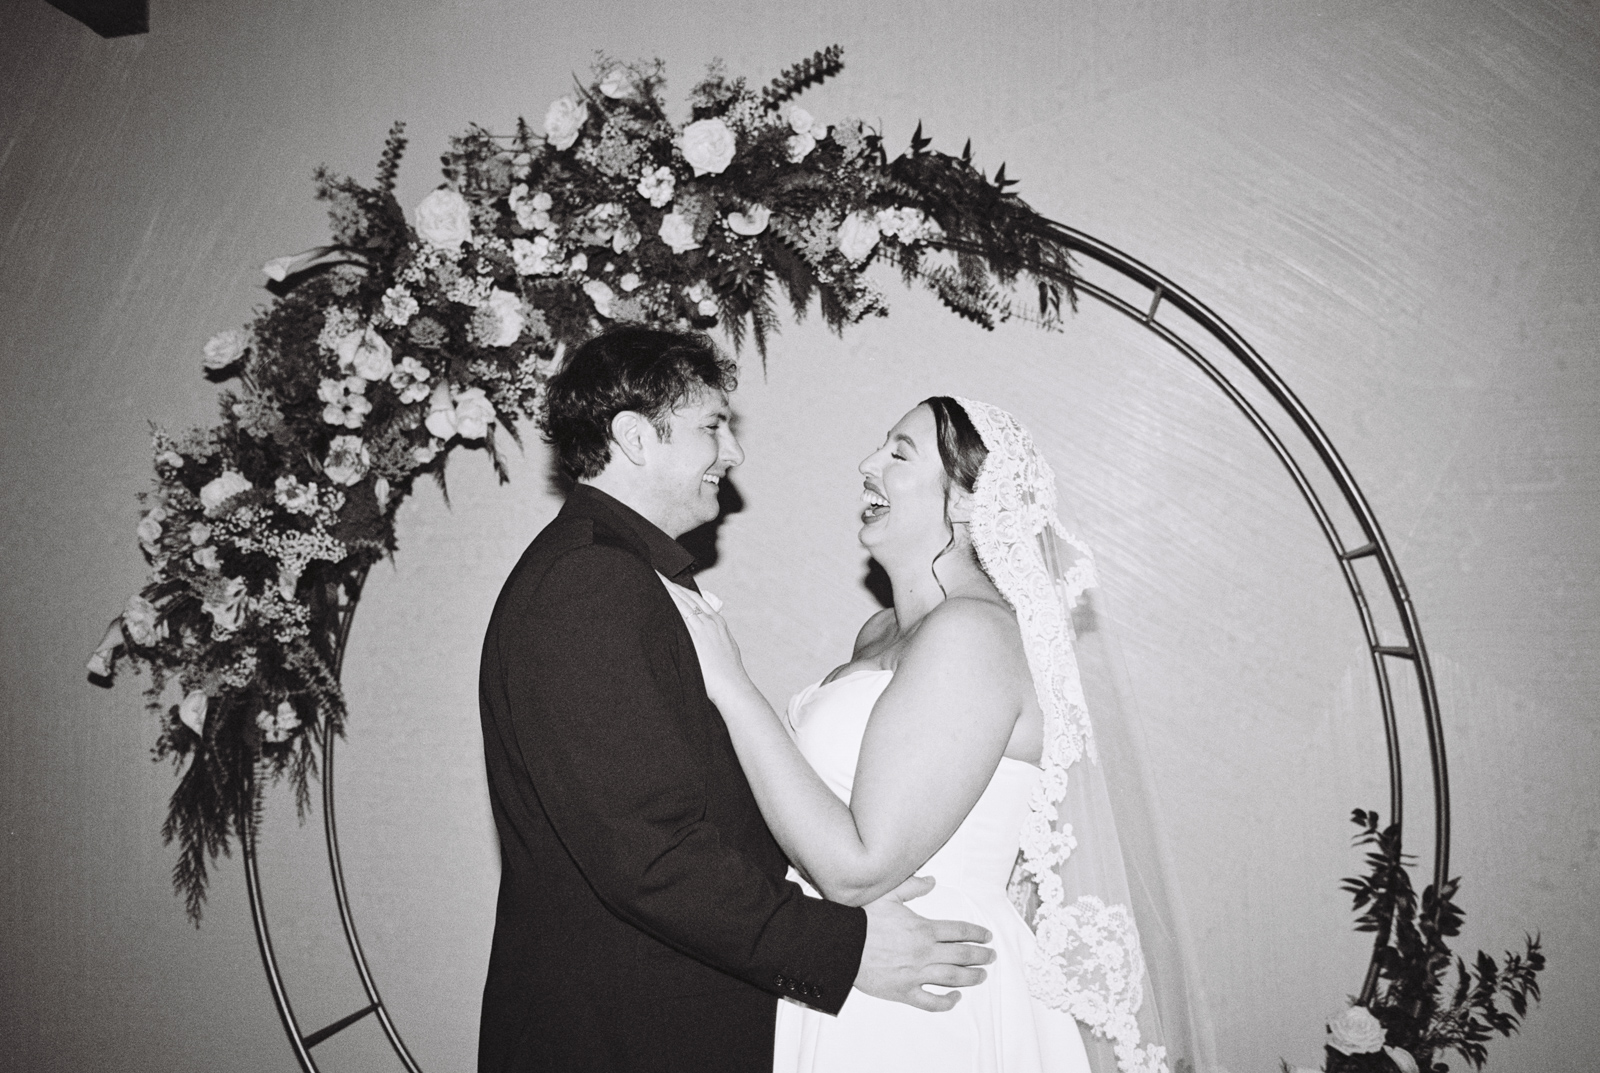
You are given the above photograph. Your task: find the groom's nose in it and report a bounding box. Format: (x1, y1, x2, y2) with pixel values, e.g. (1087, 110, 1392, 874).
(720, 427, 745, 468)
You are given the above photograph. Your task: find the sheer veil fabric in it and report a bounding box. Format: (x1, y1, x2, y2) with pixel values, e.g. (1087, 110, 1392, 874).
(953, 398, 1218, 1073)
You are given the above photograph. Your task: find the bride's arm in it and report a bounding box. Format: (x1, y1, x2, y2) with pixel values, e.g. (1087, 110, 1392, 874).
(673, 591, 1024, 907)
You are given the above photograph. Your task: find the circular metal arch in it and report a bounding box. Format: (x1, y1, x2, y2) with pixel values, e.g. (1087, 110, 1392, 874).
(240, 221, 1450, 1068)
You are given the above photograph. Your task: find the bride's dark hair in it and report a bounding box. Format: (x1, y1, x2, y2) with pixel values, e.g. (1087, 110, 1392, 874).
(923, 396, 987, 492)
(921, 397, 988, 598)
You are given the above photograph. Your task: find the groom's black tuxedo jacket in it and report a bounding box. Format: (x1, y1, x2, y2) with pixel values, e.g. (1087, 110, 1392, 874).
(478, 484, 867, 1073)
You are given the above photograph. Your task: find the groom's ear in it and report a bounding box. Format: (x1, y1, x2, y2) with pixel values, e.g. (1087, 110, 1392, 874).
(609, 410, 653, 466)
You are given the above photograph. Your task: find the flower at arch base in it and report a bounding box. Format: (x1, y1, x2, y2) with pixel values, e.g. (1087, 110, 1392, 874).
(726, 204, 770, 236)
(679, 117, 736, 176)
(837, 211, 881, 262)
(1327, 1004, 1386, 1055)
(202, 328, 249, 371)
(658, 211, 700, 254)
(199, 470, 253, 516)
(323, 435, 371, 487)
(425, 383, 497, 442)
(414, 188, 472, 252)
(336, 325, 394, 381)
(472, 289, 525, 347)
(544, 95, 587, 151)
(178, 690, 208, 737)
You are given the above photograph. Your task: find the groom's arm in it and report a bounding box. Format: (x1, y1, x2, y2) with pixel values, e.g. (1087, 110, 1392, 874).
(502, 542, 865, 1013)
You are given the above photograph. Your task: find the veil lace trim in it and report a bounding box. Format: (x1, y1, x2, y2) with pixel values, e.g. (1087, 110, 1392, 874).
(954, 397, 1169, 1073)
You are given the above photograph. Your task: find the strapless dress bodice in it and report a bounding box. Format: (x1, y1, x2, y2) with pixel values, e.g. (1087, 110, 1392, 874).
(784, 668, 1040, 894)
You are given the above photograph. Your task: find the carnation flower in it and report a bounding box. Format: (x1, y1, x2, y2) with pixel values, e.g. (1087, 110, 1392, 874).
(203, 576, 249, 638)
(1327, 1005, 1386, 1055)
(389, 356, 432, 404)
(179, 690, 209, 737)
(257, 700, 300, 744)
(636, 165, 675, 207)
(471, 289, 525, 347)
(619, 272, 641, 293)
(583, 279, 617, 318)
(123, 594, 162, 646)
(680, 118, 736, 176)
(323, 435, 371, 487)
(544, 96, 587, 151)
(380, 285, 419, 327)
(202, 328, 249, 371)
(598, 66, 632, 99)
(836, 210, 881, 262)
(336, 325, 394, 381)
(318, 376, 371, 429)
(273, 475, 318, 515)
(658, 211, 700, 254)
(199, 471, 253, 516)
(425, 384, 496, 441)
(726, 204, 770, 236)
(414, 188, 472, 252)
(512, 236, 558, 276)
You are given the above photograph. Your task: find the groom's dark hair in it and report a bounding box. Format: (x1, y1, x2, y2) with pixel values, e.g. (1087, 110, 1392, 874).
(540, 323, 738, 481)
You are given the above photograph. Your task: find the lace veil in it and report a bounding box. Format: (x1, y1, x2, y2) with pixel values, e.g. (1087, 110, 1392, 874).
(954, 398, 1217, 1073)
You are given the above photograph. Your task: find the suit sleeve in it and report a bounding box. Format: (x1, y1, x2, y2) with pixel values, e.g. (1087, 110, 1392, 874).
(498, 542, 865, 1014)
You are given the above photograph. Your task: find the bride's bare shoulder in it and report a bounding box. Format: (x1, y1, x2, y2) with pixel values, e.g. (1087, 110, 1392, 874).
(851, 607, 898, 658)
(909, 596, 1023, 663)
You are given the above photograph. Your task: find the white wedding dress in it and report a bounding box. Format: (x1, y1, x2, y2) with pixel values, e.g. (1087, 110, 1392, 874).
(772, 667, 1093, 1073)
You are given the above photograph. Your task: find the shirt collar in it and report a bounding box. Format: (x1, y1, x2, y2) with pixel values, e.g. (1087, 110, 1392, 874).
(564, 483, 699, 584)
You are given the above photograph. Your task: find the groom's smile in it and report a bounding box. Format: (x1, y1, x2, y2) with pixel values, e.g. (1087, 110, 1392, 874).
(648, 389, 744, 536)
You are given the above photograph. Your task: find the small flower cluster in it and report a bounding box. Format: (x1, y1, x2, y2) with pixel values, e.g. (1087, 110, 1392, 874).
(95, 49, 1080, 919)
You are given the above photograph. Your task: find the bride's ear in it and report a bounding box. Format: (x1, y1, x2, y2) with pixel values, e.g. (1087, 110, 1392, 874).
(945, 484, 975, 525)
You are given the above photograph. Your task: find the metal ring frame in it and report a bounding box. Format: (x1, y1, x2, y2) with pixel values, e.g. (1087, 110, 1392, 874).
(240, 220, 1450, 1068)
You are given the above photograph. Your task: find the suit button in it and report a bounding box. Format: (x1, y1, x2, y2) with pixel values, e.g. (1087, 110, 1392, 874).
(774, 974, 787, 989)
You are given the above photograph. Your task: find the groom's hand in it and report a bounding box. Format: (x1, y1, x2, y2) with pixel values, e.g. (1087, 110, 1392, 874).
(853, 875, 994, 1012)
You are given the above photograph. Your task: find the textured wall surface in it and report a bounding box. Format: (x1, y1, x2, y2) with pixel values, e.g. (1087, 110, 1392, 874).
(2, 2, 1595, 1071)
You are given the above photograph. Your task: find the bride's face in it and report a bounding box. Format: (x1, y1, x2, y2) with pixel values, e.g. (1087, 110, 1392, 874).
(857, 404, 952, 560)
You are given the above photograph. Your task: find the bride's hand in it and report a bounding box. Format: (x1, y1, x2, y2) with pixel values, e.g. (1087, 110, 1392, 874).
(665, 585, 751, 707)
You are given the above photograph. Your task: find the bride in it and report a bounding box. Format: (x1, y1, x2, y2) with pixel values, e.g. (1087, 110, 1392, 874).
(669, 397, 1209, 1073)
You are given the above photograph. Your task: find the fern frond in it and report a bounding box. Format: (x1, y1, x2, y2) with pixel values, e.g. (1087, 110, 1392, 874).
(762, 45, 845, 109)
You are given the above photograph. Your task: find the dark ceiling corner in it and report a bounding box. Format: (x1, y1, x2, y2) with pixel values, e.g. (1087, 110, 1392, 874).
(45, 0, 149, 37)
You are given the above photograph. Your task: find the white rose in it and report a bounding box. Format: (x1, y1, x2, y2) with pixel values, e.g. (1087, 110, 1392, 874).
(257, 700, 300, 744)
(544, 95, 588, 151)
(1327, 1005, 1386, 1055)
(636, 166, 675, 207)
(122, 594, 162, 646)
(583, 279, 617, 318)
(323, 435, 371, 486)
(658, 211, 700, 254)
(335, 326, 394, 381)
(679, 118, 736, 176)
(618, 272, 641, 293)
(199, 470, 253, 515)
(203, 328, 249, 371)
(836, 211, 881, 262)
(475, 289, 525, 347)
(452, 388, 496, 440)
(414, 188, 472, 252)
(203, 576, 249, 638)
(598, 67, 632, 99)
(512, 236, 557, 276)
(786, 105, 815, 135)
(179, 690, 209, 737)
(726, 204, 770, 236)
(786, 132, 817, 163)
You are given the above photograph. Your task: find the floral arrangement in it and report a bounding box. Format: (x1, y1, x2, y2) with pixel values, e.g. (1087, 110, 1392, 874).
(87, 49, 1082, 919)
(1284, 810, 1544, 1073)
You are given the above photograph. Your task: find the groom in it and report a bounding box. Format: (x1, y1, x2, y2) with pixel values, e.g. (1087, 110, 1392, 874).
(478, 325, 993, 1072)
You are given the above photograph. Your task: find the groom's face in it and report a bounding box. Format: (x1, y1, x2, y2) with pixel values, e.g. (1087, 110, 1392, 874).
(642, 388, 743, 536)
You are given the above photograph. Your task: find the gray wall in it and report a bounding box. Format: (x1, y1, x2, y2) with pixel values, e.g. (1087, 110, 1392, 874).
(2, 1, 1594, 1070)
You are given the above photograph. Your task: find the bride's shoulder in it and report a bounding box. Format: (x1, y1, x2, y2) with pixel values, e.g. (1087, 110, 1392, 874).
(910, 596, 1022, 663)
(851, 607, 898, 658)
